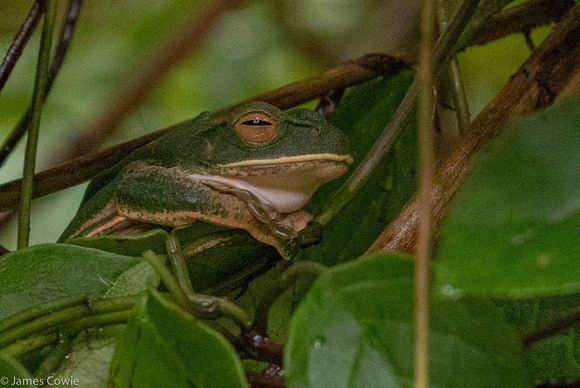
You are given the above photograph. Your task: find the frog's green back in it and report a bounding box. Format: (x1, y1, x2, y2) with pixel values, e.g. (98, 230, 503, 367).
(78, 112, 216, 208)
(60, 102, 351, 251)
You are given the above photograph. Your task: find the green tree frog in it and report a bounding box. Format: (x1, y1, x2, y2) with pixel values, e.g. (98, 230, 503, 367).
(59, 102, 352, 257)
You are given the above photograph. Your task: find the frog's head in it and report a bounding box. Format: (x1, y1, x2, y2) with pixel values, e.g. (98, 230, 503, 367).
(168, 101, 353, 215)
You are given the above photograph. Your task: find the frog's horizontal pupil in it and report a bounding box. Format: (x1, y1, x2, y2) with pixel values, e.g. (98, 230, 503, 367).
(235, 111, 278, 143)
(242, 120, 272, 126)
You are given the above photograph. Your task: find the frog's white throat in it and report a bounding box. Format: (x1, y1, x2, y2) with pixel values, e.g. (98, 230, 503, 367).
(188, 173, 316, 214)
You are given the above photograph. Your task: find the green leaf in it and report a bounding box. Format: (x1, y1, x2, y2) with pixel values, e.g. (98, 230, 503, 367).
(500, 295, 580, 380)
(304, 72, 417, 266)
(0, 244, 141, 320)
(108, 290, 248, 388)
(69, 227, 279, 294)
(66, 229, 169, 257)
(50, 326, 125, 388)
(176, 228, 279, 293)
(285, 253, 530, 388)
(436, 96, 580, 298)
(0, 351, 38, 387)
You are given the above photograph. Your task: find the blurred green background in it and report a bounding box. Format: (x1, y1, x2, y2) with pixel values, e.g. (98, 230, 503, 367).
(0, 0, 550, 249)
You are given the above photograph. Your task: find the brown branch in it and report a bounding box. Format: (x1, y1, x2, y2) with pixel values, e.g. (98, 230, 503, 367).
(459, 0, 573, 50)
(0, 0, 45, 93)
(0, 0, 569, 213)
(369, 6, 580, 253)
(51, 0, 248, 164)
(523, 306, 580, 347)
(559, 64, 580, 99)
(0, 0, 246, 228)
(0, 0, 568, 211)
(0, 54, 406, 211)
(245, 368, 285, 388)
(227, 331, 284, 366)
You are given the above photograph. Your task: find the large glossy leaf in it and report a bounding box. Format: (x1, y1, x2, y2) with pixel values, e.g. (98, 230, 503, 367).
(0, 244, 141, 321)
(285, 253, 530, 388)
(108, 290, 247, 388)
(436, 96, 580, 298)
(304, 72, 417, 266)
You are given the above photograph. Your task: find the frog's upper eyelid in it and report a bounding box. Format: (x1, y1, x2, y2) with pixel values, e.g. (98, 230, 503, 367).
(284, 117, 319, 127)
(241, 119, 273, 126)
(282, 109, 325, 126)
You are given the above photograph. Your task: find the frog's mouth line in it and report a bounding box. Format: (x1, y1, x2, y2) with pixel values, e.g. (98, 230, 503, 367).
(218, 153, 353, 168)
(188, 155, 352, 214)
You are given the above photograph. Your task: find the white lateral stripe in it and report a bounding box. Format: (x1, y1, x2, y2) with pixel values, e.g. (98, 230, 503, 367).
(188, 173, 311, 213)
(219, 153, 353, 167)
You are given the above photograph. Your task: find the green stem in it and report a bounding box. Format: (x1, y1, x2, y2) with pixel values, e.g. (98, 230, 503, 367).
(34, 335, 73, 379)
(141, 250, 190, 308)
(315, 84, 417, 226)
(215, 299, 252, 332)
(0, 296, 84, 334)
(17, 0, 57, 249)
(253, 261, 327, 335)
(0, 296, 141, 336)
(456, 0, 514, 50)
(415, 0, 436, 383)
(316, 0, 480, 226)
(166, 232, 196, 296)
(437, 0, 471, 134)
(0, 305, 88, 348)
(0, 309, 133, 360)
(0, 333, 58, 357)
(0, 296, 141, 351)
(449, 59, 471, 133)
(63, 310, 133, 335)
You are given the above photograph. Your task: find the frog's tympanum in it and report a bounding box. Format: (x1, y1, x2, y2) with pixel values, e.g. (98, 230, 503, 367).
(59, 102, 352, 257)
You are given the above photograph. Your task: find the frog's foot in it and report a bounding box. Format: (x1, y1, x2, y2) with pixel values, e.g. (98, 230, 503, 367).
(199, 179, 311, 256)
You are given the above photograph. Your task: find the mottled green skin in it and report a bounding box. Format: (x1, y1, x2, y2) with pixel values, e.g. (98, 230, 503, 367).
(59, 102, 349, 243)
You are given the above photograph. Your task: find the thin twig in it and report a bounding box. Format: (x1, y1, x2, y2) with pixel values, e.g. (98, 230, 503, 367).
(437, 0, 472, 135)
(0, 0, 84, 168)
(0, 0, 567, 212)
(414, 0, 436, 385)
(455, 0, 514, 51)
(370, 6, 580, 253)
(0, 55, 406, 211)
(17, 0, 57, 249)
(316, 0, 480, 225)
(0, 0, 45, 93)
(448, 59, 471, 133)
(315, 83, 417, 225)
(228, 331, 284, 366)
(523, 306, 580, 347)
(52, 0, 248, 164)
(458, 0, 573, 51)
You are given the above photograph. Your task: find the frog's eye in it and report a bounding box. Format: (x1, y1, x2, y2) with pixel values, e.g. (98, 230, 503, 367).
(235, 111, 278, 144)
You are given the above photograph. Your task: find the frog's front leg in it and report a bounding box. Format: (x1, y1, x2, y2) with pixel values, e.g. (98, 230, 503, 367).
(62, 161, 311, 256)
